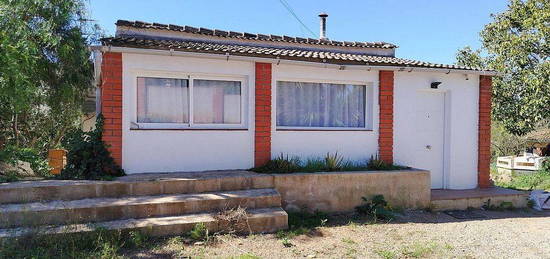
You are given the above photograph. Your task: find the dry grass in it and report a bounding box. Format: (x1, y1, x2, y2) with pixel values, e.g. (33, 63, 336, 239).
(123, 209, 550, 259)
(214, 205, 251, 235)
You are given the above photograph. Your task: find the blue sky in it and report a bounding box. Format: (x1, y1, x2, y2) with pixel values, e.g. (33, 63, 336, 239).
(87, 0, 508, 65)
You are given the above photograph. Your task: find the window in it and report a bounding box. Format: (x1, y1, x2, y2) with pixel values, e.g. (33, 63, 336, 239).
(137, 77, 189, 123)
(277, 81, 366, 128)
(193, 79, 241, 124)
(136, 76, 243, 128)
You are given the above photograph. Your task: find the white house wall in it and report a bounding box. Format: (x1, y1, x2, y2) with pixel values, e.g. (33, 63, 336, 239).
(122, 53, 255, 173)
(120, 53, 481, 190)
(271, 64, 379, 161)
(393, 72, 479, 189)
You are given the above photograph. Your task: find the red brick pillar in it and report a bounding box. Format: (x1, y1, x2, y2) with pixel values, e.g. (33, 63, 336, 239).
(254, 62, 272, 167)
(378, 70, 394, 164)
(478, 75, 492, 188)
(100, 52, 123, 166)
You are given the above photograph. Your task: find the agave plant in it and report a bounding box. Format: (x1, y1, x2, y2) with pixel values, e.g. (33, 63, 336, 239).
(324, 152, 344, 171)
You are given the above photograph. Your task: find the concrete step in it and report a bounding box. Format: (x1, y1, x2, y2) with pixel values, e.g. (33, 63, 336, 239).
(0, 171, 273, 204)
(0, 188, 281, 228)
(0, 207, 288, 238)
(430, 188, 529, 211)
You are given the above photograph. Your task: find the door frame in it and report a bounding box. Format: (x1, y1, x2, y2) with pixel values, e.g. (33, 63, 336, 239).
(417, 89, 451, 189)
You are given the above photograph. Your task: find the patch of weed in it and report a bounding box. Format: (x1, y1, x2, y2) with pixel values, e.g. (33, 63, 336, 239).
(345, 247, 358, 257)
(188, 223, 209, 242)
(341, 237, 356, 245)
(482, 199, 516, 211)
(402, 242, 437, 258)
(281, 237, 293, 247)
(355, 195, 395, 221)
(231, 253, 261, 259)
(0, 228, 150, 258)
(375, 249, 397, 259)
(276, 210, 328, 239)
(492, 166, 550, 191)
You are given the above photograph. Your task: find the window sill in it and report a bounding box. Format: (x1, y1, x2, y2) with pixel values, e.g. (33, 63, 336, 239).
(130, 127, 248, 131)
(276, 128, 373, 132)
(130, 122, 248, 131)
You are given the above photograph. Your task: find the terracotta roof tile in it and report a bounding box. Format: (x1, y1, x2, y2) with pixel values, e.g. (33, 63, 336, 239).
(115, 20, 398, 49)
(101, 36, 487, 71)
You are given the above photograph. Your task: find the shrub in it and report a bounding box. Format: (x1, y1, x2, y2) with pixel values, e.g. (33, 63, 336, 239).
(0, 145, 50, 178)
(355, 195, 395, 221)
(58, 114, 124, 180)
(0, 171, 20, 183)
(188, 223, 209, 241)
(491, 121, 526, 161)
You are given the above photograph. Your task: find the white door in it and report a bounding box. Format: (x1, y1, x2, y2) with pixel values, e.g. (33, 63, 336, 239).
(414, 91, 445, 189)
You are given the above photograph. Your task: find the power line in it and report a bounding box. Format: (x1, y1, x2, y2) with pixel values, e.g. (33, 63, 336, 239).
(278, 0, 317, 38)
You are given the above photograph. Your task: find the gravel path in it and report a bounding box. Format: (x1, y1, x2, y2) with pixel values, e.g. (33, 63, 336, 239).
(127, 209, 550, 259)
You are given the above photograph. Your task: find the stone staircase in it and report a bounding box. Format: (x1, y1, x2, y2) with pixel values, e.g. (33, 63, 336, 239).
(0, 171, 288, 238)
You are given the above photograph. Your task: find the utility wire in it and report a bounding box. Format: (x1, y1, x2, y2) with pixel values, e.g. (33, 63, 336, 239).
(278, 0, 317, 38)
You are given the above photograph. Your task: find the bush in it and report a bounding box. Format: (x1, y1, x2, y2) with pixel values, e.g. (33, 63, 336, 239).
(58, 114, 124, 180)
(491, 121, 526, 161)
(355, 195, 395, 221)
(0, 145, 50, 179)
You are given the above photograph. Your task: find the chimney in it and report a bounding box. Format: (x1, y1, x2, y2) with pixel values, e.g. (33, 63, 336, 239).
(318, 13, 328, 40)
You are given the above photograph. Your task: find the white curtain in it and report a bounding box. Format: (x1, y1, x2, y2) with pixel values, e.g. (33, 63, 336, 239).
(193, 79, 241, 124)
(137, 77, 189, 123)
(277, 81, 365, 127)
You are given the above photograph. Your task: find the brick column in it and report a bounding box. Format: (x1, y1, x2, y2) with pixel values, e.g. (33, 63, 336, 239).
(254, 62, 272, 167)
(100, 52, 123, 166)
(478, 75, 492, 188)
(378, 70, 394, 164)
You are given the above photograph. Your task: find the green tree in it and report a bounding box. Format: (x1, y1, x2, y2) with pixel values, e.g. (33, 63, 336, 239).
(0, 0, 100, 153)
(456, 0, 550, 135)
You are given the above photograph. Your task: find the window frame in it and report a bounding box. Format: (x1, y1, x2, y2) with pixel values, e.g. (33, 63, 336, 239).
(131, 70, 248, 130)
(275, 78, 374, 131)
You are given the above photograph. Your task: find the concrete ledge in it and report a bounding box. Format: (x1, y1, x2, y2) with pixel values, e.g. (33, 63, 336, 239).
(430, 187, 529, 211)
(0, 169, 431, 213)
(271, 169, 431, 212)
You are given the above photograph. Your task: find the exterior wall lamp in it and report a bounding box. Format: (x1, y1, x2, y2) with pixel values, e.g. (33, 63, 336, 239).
(431, 82, 442, 89)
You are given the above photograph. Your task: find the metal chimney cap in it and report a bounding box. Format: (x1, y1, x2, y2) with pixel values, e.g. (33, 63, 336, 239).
(318, 13, 328, 18)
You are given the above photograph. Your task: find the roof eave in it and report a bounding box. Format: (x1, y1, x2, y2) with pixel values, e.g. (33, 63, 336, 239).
(91, 45, 499, 76)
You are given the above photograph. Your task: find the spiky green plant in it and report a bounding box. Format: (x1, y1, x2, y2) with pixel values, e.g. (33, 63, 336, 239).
(324, 152, 344, 171)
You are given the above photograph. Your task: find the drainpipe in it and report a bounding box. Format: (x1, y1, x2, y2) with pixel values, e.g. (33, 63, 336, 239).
(91, 47, 103, 115)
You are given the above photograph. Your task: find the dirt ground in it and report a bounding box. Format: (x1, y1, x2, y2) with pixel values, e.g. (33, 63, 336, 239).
(125, 209, 550, 259)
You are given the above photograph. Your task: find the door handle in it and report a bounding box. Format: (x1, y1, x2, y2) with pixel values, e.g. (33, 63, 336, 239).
(426, 145, 432, 150)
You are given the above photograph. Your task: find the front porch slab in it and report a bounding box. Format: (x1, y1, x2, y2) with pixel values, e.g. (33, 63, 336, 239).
(430, 187, 529, 211)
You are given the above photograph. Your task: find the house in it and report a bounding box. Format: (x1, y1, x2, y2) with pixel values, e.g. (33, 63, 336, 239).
(92, 16, 496, 190)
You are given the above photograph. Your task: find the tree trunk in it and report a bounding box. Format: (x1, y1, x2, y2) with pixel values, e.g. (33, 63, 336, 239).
(12, 113, 18, 147)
